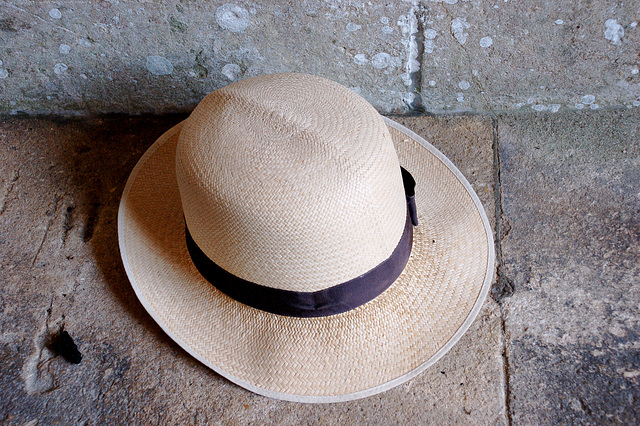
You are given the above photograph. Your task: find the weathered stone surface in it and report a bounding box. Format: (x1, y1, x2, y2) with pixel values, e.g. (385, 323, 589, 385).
(498, 110, 640, 424)
(0, 116, 504, 423)
(2, 1, 640, 115)
(0, 1, 419, 115)
(418, 0, 640, 113)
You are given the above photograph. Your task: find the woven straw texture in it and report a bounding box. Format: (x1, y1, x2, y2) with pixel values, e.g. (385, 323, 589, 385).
(118, 74, 493, 402)
(176, 74, 406, 291)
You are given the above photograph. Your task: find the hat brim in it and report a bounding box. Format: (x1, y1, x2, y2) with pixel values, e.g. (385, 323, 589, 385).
(118, 117, 495, 403)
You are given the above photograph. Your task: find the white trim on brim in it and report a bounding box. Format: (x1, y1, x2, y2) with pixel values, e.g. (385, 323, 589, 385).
(118, 118, 495, 403)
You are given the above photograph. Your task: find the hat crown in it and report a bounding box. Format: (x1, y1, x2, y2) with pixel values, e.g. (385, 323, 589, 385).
(176, 73, 407, 292)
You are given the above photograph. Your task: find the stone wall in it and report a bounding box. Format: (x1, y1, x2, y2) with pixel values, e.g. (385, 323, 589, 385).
(1, 0, 638, 115)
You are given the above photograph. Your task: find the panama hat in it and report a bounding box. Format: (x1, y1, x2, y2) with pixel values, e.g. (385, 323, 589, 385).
(118, 72, 494, 403)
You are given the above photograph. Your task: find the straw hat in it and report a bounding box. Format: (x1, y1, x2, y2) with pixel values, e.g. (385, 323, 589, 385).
(118, 73, 494, 402)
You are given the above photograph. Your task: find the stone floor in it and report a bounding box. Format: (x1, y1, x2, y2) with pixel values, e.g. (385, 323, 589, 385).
(0, 110, 638, 424)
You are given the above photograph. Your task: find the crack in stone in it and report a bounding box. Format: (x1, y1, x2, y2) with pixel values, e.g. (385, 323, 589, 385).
(32, 195, 62, 267)
(5, 3, 78, 35)
(411, 3, 427, 112)
(0, 169, 19, 215)
(491, 117, 513, 425)
(493, 266, 515, 300)
(399, 0, 425, 112)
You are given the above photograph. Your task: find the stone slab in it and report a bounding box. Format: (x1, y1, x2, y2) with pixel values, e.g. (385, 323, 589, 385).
(0, 115, 505, 423)
(498, 110, 640, 424)
(418, 0, 640, 113)
(0, 1, 419, 115)
(2, 1, 640, 116)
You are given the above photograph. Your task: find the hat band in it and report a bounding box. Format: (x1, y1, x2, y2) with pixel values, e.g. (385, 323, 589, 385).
(184, 167, 417, 318)
(185, 213, 412, 317)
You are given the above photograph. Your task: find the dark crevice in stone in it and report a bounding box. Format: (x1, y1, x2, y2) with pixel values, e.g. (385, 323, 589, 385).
(49, 330, 82, 364)
(81, 194, 101, 243)
(492, 117, 513, 426)
(492, 265, 515, 301)
(492, 116, 506, 299)
(62, 203, 75, 245)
